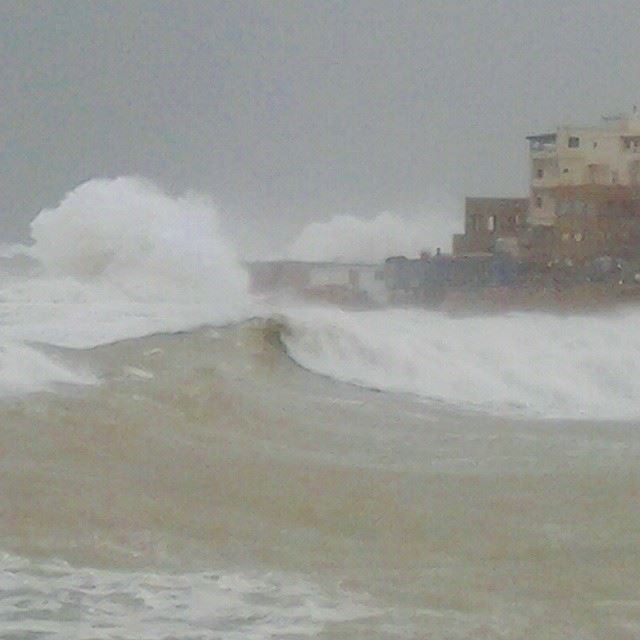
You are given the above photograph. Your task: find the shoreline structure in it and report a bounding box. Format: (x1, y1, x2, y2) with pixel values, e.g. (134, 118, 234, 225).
(250, 110, 640, 310)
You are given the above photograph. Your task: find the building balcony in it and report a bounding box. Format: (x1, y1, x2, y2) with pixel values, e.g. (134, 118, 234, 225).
(528, 133, 558, 157)
(529, 146, 558, 161)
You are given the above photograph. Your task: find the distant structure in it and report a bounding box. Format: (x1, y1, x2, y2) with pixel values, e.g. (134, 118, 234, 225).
(452, 197, 528, 257)
(527, 110, 640, 226)
(248, 260, 387, 306)
(249, 109, 640, 310)
(454, 110, 640, 269)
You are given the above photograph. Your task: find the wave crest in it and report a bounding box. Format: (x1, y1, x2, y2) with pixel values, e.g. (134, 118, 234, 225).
(280, 307, 640, 419)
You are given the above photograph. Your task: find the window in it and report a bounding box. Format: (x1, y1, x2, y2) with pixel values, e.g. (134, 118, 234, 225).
(487, 215, 496, 232)
(568, 136, 580, 148)
(563, 168, 569, 174)
(536, 196, 543, 208)
(536, 168, 543, 179)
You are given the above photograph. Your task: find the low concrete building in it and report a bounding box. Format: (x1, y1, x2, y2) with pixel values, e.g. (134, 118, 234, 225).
(307, 262, 387, 304)
(247, 261, 386, 305)
(453, 197, 528, 257)
(385, 252, 518, 305)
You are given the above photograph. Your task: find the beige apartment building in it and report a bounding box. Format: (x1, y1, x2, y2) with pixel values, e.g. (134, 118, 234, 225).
(453, 110, 640, 265)
(527, 110, 640, 225)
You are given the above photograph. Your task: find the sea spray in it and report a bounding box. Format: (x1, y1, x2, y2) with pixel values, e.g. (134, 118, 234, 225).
(28, 176, 249, 305)
(0, 177, 253, 393)
(287, 210, 461, 263)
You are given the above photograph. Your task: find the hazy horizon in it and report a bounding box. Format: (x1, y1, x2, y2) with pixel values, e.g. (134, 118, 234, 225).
(2, 0, 640, 257)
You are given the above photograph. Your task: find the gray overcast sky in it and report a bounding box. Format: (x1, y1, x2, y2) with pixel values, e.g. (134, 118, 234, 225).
(1, 0, 640, 256)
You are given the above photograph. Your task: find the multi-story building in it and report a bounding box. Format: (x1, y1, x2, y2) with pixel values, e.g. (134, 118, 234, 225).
(527, 110, 640, 226)
(455, 110, 640, 267)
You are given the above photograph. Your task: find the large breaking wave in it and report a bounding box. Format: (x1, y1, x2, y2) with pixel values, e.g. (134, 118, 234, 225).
(1, 176, 638, 420)
(281, 307, 640, 420)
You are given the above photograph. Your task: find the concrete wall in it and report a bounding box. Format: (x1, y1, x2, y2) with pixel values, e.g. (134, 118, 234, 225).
(453, 197, 528, 256)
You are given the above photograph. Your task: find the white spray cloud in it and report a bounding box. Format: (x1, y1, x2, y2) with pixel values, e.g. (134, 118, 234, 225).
(0, 176, 254, 393)
(287, 210, 461, 263)
(28, 176, 249, 305)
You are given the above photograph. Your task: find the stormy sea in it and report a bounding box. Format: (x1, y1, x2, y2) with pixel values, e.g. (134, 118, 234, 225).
(2, 177, 640, 639)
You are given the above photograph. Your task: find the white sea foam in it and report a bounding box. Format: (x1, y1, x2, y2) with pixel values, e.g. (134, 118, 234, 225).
(0, 553, 377, 639)
(282, 306, 640, 419)
(0, 342, 97, 394)
(287, 210, 460, 263)
(0, 177, 254, 393)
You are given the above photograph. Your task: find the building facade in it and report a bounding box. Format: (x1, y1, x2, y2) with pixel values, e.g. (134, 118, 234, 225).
(528, 111, 640, 226)
(453, 197, 528, 257)
(454, 111, 640, 268)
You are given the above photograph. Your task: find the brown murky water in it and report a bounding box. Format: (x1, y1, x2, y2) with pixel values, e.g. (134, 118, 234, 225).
(1, 322, 640, 638)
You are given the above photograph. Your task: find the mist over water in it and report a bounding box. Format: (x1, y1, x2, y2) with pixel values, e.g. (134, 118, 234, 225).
(288, 210, 460, 263)
(2, 176, 640, 638)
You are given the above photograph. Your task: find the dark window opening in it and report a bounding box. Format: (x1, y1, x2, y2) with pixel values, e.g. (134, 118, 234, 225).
(568, 136, 580, 148)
